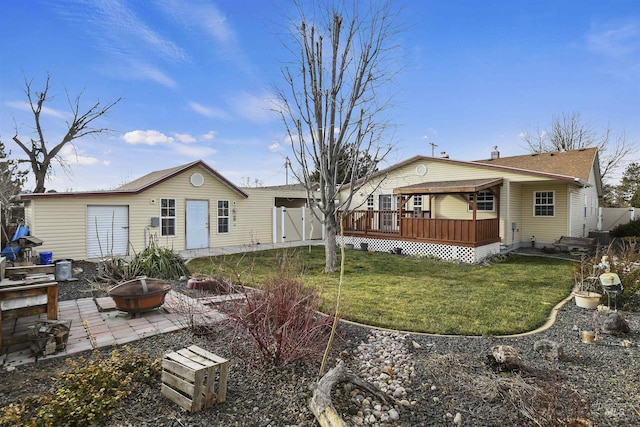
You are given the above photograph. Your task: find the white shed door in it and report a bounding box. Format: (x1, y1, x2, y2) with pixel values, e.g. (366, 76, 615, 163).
(86, 205, 129, 258)
(186, 200, 209, 249)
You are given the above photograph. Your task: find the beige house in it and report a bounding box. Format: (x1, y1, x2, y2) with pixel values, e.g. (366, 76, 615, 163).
(338, 148, 602, 263)
(17, 161, 321, 260)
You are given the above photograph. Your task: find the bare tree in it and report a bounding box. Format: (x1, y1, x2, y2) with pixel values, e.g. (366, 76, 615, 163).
(275, 0, 401, 272)
(521, 111, 635, 182)
(0, 140, 28, 246)
(11, 74, 121, 193)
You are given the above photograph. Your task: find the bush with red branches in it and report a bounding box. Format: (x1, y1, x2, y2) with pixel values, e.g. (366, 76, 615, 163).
(217, 259, 334, 367)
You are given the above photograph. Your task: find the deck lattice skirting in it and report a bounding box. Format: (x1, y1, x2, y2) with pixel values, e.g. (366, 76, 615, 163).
(338, 236, 500, 264)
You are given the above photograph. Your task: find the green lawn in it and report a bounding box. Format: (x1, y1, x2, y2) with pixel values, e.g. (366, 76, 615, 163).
(186, 246, 574, 336)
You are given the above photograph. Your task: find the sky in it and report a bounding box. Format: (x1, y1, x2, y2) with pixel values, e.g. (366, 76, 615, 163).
(1, 0, 639, 192)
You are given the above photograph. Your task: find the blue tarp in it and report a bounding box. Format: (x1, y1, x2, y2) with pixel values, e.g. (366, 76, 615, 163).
(1, 224, 30, 261)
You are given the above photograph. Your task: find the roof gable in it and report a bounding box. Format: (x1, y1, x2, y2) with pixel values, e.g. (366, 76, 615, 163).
(342, 148, 600, 191)
(474, 147, 598, 182)
(115, 160, 248, 197)
(19, 160, 248, 200)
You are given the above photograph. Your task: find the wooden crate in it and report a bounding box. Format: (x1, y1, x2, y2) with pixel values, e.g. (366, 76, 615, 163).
(161, 345, 229, 412)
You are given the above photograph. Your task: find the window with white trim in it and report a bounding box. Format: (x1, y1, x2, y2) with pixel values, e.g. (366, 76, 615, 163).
(160, 198, 176, 236)
(534, 191, 555, 216)
(217, 200, 230, 233)
(468, 191, 494, 212)
(584, 195, 588, 218)
(413, 195, 423, 217)
(366, 194, 374, 210)
(379, 194, 393, 210)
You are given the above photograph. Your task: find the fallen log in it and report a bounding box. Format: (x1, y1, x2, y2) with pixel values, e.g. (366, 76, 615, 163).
(309, 361, 392, 427)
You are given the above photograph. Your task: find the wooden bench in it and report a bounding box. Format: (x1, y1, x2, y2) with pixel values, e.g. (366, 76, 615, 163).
(553, 236, 595, 252)
(0, 279, 58, 353)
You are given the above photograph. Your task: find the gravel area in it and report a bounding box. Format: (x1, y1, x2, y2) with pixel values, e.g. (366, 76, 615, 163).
(1, 259, 639, 426)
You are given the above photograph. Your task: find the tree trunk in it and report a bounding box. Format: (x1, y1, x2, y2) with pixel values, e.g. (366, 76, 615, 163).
(324, 217, 337, 273)
(309, 361, 391, 427)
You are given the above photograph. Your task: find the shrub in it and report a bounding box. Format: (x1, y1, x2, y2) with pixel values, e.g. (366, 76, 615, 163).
(216, 252, 333, 367)
(0, 346, 161, 427)
(610, 218, 640, 238)
(130, 244, 190, 280)
(92, 241, 189, 287)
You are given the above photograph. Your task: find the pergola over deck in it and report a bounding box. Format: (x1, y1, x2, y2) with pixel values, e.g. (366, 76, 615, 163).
(341, 178, 503, 247)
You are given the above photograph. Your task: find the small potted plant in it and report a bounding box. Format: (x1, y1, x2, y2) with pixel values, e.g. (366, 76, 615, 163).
(572, 255, 603, 309)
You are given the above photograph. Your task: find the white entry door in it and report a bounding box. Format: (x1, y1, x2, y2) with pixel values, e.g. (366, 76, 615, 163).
(186, 200, 209, 249)
(87, 205, 129, 258)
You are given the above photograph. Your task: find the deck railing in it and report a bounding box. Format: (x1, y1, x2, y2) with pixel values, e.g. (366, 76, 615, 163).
(339, 210, 500, 246)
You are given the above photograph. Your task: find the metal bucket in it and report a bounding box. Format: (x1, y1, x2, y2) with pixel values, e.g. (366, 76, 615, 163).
(55, 260, 72, 281)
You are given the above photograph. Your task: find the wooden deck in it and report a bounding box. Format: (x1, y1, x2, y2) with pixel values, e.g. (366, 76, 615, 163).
(340, 210, 500, 247)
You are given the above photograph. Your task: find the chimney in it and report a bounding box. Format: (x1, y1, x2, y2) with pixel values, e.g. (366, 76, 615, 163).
(491, 146, 500, 160)
(440, 151, 449, 159)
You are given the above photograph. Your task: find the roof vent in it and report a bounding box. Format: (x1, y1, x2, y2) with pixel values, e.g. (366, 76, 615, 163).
(440, 151, 449, 159)
(491, 146, 500, 160)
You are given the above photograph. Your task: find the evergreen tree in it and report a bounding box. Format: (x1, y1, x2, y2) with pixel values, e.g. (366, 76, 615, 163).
(617, 162, 640, 207)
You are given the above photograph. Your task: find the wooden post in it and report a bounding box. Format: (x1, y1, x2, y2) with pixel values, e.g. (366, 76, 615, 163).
(47, 284, 58, 320)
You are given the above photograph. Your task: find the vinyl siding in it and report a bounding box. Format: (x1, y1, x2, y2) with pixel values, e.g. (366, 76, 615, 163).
(344, 159, 559, 211)
(339, 158, 580, 246)
(507, 181, 523, 246)
(22, 166, 313, 260)
(520, 183, 568, 245)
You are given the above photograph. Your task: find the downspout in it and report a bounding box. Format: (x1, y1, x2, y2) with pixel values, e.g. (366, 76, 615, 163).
(272, 206, 277, 244)
(568, 187, 572, 238)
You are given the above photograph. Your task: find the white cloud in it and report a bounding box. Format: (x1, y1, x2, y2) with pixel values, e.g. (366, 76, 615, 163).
(6, 101, 68, 119)
(122, 130, 174, 145)
(52, 0, 187, 88)
(174, 133, 196, 143)
(58, 144, 106, 166)
(131, 62, 177, 88)
(587, 20, 640, 58)
(189, 102, 230, 119)
(200, 131, 216, 140)
(154, 0, 247, 67)
(268, 142, 281, 152)
(88, 0, 188, 63)
(230, 92, 278, 124)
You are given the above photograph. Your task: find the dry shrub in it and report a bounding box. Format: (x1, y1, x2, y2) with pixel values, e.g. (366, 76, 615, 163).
(425, 353, 590, 426)
(216, 256, 333, 367)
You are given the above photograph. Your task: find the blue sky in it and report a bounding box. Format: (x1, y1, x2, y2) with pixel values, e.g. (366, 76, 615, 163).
(1, 0, 639, 192)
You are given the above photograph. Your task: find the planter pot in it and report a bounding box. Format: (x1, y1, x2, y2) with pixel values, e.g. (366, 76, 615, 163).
(344, 243, 354, 250)
(392, 247, 403, 255)
(573, 290, 602, 309)
(360, 243, 369, 251)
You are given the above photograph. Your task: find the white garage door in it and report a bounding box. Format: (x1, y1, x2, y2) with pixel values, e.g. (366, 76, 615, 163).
(87, 205, 129, 258)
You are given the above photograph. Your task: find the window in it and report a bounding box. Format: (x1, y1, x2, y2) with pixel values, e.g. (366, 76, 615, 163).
(534, 191, 555, 216)
(379, 195, 393, 210)
(217, 200, 230, 233)
(160, 198, 176, 236)
(413, 195, 423, 218)
(366, 194, 374, 210)
(468, 191, 494, 212)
